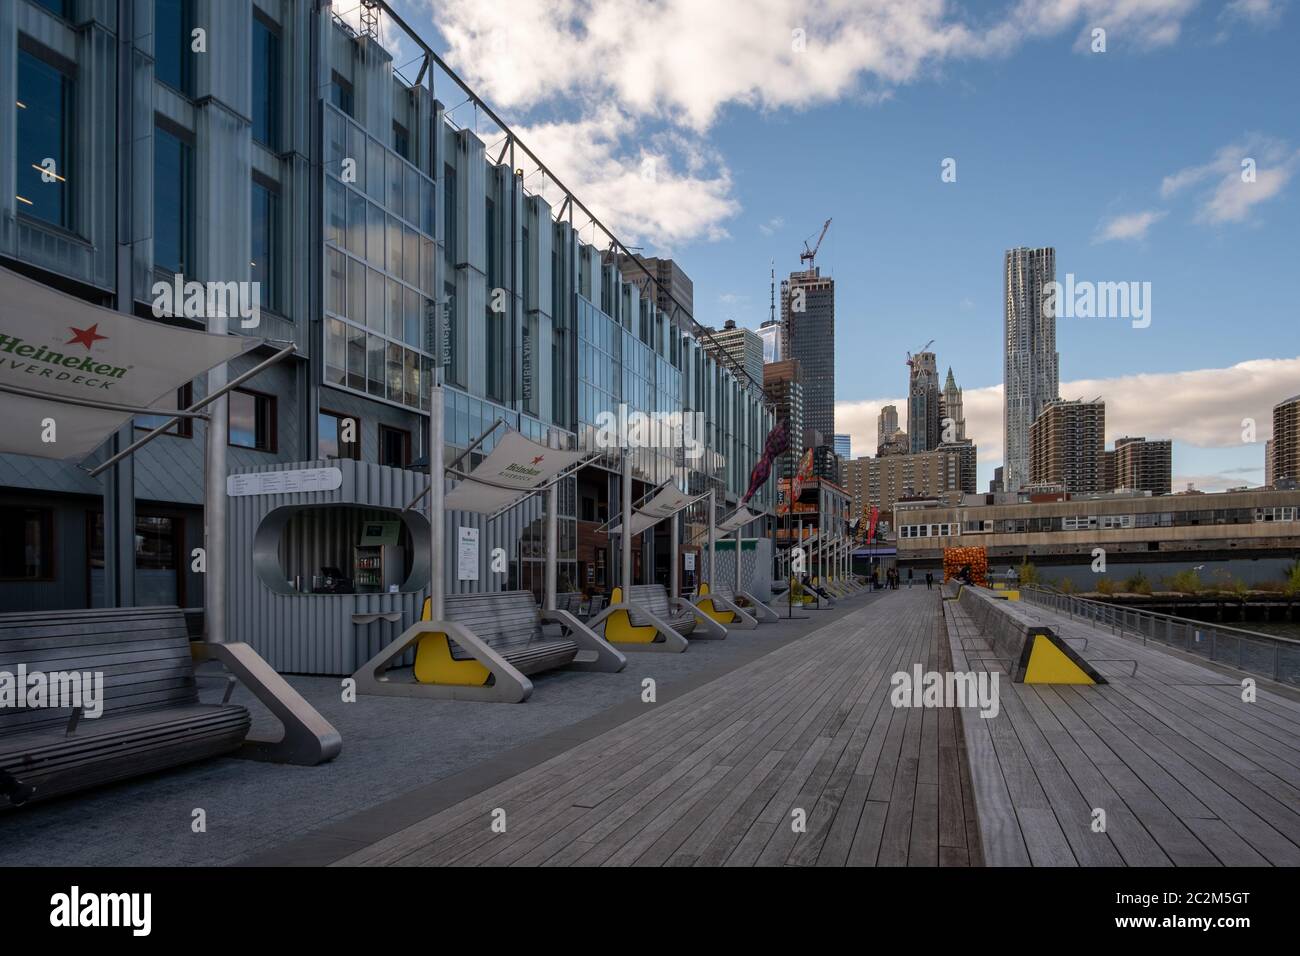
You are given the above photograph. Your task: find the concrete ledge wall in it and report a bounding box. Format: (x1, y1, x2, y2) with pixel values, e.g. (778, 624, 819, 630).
(957, 586, 1043, 669)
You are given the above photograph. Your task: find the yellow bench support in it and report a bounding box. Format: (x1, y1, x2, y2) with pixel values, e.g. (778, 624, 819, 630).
(1018, 629, 1106, 685)
(695, 582, 736, 624)
(413, 597, 491, 686)
(601, 587, 661, 644)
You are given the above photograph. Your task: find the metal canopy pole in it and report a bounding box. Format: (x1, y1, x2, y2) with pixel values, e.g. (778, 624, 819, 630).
(544, 430, 558, 610)
(669, 510, 680, 599)
(707, 487, 716, 588)
(620, 449, 632, 590)
(734, 524, 743, 593)
(204, 313, 228, 643)
(428, 382, 446, 621)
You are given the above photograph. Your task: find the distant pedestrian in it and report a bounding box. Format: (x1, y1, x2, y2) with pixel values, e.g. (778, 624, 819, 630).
(907, 568, 914, 589)
(925, 571, 933, 590)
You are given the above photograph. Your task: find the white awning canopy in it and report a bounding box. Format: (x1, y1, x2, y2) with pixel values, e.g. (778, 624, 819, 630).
(0, 265, 259, 460)
(444, 428, 586, 515)
(607, 483, 707, 537)
(717, 505, 760, 533)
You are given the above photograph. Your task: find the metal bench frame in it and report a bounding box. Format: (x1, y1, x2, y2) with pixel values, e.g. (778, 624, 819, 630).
(692, 582, 759, 630)
(353, 592, 624, 702)
(589, 586, 691, 652)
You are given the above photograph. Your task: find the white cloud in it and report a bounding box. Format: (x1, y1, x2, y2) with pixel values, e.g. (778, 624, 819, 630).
(836, 355, 1300, 473)
(502, 109, 740, 248)
(1161, 138, 1299, 224)
(758, 216, 785, 237)
(1093, 209, 1166, 242)
(401, 0, 1209, 246)
(1221, 0, 1289, 26)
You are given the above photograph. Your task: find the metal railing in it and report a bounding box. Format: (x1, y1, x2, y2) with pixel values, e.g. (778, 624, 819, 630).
(1019, 586, 1300, 685)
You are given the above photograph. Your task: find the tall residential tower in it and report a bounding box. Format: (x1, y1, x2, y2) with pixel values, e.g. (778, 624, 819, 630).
(1004, 247, 1060, 491)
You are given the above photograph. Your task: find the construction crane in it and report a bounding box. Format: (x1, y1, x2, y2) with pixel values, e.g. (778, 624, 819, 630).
(905, 339, 935, 368)
(799, 219, 832, 271)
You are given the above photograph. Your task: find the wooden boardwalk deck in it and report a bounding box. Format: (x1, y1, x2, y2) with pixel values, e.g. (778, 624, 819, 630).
(946, 593, 1300, 866)
(335, 588, 982, 867)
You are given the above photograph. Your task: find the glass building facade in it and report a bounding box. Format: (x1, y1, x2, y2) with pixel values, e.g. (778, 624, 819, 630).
(0, 0, 772, 613)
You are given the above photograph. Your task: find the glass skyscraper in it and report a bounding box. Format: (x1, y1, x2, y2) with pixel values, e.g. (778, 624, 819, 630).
(1003, 247, 1060, 492)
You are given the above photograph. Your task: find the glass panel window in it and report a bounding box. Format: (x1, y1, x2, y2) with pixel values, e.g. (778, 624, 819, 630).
(367, 138, 386, 202)
(366, 334, 385, 397)
(347, 257, 365, 325)
(16, 48, 74, 230)
(386, 278, 403, 340)
(366, 268, 385, 331)
(404, 286, 421, 347)
(329, 71, 354, 117)
(319, 410, 360, 460)
(251, 179, 281, 312)
(154, 0, 194, 95)
(0, 507, 54, 580)
(404, 166, 420, 225)
(326, 109, 346, 173)
(326, 177, 345, 246)
(346, 323, 367, 391)
(326, 248, 345, 315)
(386, 342, 404, 403)
(228, 389, 276, 451)
(404, 349, 419, 407)
(154, 125, 193, 275)
(325, 317, 346, 384)
(403, 225, 419, 285)
(386, 216, 403, 276)
(346, 188, 366, 258)
(387, 152, 404, 214)
(366, 202, 385, 266)
(251, 16, 281, 148)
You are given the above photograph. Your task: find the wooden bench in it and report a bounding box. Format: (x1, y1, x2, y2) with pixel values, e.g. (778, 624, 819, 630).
(555, 592, 586, 619)
(692, 582, 759, 629)
(0, 607, 251, 809)
(353, 590, 625, 702)
(627, 585, 699, 636)
(436, 592, 580, 676)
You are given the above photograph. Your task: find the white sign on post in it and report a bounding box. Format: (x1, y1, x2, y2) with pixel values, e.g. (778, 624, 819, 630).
(684, 553, 696, 571)
(457, 526, 480, 581)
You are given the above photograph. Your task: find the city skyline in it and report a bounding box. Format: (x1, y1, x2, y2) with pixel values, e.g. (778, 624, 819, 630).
(388, 0, 1299, 493)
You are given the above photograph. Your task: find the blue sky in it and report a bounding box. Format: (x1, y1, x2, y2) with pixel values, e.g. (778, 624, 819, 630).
(384, 0, 1299, 490)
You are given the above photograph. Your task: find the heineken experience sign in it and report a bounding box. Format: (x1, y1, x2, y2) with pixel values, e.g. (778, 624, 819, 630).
(0, 265, 259, 461)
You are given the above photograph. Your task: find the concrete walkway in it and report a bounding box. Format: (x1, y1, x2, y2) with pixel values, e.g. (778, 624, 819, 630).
(319, 587, 982, 867)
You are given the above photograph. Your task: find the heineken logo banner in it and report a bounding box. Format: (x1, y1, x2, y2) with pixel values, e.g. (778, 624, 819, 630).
(0, 266, 260, 460)
(444, 428, 584, 515)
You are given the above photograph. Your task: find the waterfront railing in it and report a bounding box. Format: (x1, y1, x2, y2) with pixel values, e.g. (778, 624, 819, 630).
(1019, 585, 1300, 686)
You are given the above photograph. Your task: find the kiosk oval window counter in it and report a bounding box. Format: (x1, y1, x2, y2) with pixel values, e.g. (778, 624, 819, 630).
(229, 460, 431, 675)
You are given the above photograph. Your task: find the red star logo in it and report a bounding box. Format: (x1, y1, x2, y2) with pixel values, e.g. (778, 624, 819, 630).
(531, 455, 545, 465)
(66, 324, 108, 350)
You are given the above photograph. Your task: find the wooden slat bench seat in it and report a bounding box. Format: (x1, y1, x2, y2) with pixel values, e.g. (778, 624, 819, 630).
(438, 592, 579, 676)
(627, 585, 698, 635)
(0, 606, 251, 809)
